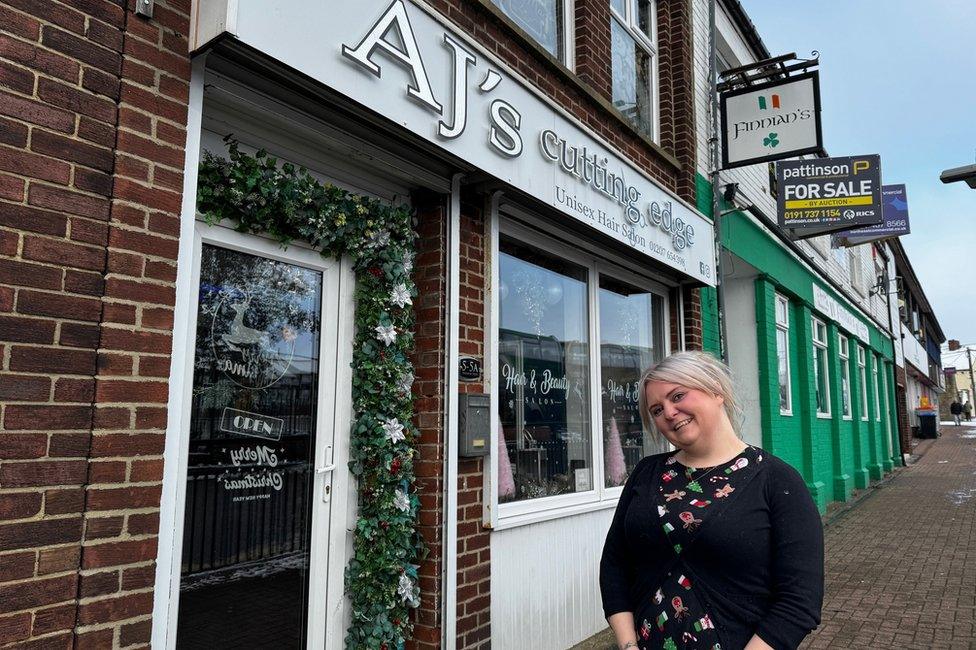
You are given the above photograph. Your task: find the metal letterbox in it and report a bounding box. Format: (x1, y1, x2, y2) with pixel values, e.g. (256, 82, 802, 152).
(458, 393, 490, 457)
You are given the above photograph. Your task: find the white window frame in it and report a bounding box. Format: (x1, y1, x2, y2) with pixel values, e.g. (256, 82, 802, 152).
(609, 0, 660, 142)
(812, 317, 831, 418)
(491, 0, 576, 67)
(873, 353, 882, 421)
(774, 293, 792, 416)
(838, 334, 852, 420)
(858, 346, 869, 421)
(489, 214, 671, 529)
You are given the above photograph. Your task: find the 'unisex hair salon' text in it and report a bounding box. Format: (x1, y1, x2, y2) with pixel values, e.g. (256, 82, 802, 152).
(541, 129, 696, 270)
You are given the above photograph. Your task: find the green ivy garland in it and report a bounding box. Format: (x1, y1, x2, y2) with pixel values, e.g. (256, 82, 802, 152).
(197, 138, 423, 649)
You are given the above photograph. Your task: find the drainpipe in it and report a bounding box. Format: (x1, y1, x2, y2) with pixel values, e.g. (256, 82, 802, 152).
(441, 173, 462, 649)
(708, 0, 729, 362)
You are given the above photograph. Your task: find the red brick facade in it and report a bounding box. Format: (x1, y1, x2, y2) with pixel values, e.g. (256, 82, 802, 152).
(0, 0, 699, 647)
(0, 0, 190, 647)
(409, 192, 447, 649)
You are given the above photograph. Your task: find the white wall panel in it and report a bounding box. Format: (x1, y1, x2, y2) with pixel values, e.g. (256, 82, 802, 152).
(490, 508, 614, 649)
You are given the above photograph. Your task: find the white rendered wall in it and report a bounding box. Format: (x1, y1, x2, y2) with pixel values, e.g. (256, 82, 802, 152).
(724, 268, 762, 447)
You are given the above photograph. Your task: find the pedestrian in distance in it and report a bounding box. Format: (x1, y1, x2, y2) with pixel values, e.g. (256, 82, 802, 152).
(950, 400, 963, 426)
(601, 351, 824, 650)
(964, 401, 972, 422)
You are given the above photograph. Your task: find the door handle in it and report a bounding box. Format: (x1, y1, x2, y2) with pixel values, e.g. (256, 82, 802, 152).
(315, 463, 336, 474)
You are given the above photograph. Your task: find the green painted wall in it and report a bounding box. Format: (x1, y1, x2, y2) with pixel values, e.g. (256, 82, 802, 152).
(696, 173, 901, 512)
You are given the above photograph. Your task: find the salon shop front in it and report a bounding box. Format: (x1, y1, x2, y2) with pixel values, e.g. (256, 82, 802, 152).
(152, 1, 714, 648)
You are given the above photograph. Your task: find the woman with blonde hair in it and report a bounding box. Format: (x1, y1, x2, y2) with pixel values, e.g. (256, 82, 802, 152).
(600, 351, 823, 650)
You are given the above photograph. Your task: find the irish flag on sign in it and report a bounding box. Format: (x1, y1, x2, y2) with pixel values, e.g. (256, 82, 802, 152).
(694, 614, 715, 631)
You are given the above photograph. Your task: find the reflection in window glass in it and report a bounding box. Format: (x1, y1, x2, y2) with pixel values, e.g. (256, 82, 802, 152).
(611, 19, 653, 138)
(839, 335, 851, 418)
(599, 275, 665, 487)
(632, 0, 655, 40)
(492, 0, 564, 59)
(497, 238, 591, 503)
(774, 294, 791, 414)
(812, 319, 830, 415)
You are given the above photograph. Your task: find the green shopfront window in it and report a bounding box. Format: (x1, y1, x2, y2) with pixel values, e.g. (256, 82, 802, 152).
(599, 275, 666, 487)
(839, 335, 851, 418)
(498, 238, 592, 503)
(812, 318, 830, 415)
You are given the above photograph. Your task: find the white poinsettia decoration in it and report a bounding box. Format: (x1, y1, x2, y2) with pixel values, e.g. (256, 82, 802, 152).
(375, 323, 397, 346)
(402, 252, 414, 274)
(393, 489, 410, 512)
(397, 573, 418, 605)
(397, 371, 414, 395)
(383, 417, 406, 444)
(370, 230, 391, 248)
(390, 283, 412, 308)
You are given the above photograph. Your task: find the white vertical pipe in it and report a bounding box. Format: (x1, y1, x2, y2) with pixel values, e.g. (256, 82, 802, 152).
(441, 173, 462, 649)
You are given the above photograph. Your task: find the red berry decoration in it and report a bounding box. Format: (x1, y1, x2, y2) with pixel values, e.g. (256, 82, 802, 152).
(369, 267, 383, 278)
(391, 457, 402, 474)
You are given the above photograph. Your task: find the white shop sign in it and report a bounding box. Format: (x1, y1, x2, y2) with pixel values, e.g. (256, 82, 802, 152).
(195, 0, 716, 285)
(812, 284, 870, 344)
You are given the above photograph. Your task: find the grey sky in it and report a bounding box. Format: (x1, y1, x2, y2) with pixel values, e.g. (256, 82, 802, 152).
(740, 0, 976, 344)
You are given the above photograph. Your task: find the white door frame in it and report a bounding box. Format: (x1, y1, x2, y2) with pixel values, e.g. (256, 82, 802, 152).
(152, 219, 354, 649)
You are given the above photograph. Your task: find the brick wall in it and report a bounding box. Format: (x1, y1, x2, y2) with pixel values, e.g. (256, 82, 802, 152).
(455, 192, 489, 650)
(409, 192, 447, 649)
(431, 0, 695, 203)
(0, 0, 190, 646)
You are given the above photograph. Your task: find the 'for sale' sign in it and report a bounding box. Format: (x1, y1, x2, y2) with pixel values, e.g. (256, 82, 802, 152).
(776, 155, 883, 238)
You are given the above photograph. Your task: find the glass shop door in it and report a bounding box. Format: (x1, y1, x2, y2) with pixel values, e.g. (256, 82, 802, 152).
(175, 242, 339, 649)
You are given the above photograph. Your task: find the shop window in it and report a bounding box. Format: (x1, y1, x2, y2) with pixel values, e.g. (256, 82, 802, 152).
(491, 0, 568, 61)
(858, 346, 869, 421)
(495, 228, 668, 517)
(610, 0, 657, 140)
(774, 294, 792, 415)
(812, 318, 830, 416)
(873, 353, 882, 421)
(839, 335, 852, 419)
(498, 237, 591, 503)
(599, 274, 667, 487)
(848, 249, 865, 295)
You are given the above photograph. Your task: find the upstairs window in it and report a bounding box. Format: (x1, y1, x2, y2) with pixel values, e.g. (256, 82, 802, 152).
(610, 0, 658, 140)
(492, 0, 569, 61)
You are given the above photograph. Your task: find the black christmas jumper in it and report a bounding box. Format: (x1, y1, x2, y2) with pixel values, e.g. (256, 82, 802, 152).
(600, 448, 824, 650)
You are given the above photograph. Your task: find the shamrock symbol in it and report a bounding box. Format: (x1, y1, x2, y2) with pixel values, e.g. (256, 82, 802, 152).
(763, 132, 780, 148)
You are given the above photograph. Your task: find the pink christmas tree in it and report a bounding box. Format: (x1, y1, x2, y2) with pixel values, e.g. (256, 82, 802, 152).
(605, 417, 627, 487)
(498, 421, 516, 499)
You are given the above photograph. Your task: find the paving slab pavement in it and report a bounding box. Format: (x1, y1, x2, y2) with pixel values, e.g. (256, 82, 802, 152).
(573, 424, 976, 649)
(801, 423, 976, 650)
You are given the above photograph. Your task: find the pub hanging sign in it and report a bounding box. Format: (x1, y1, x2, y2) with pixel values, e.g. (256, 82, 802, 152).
(721, 72, 824, 169)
